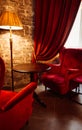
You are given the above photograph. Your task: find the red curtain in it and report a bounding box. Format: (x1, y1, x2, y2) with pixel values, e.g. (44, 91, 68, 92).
(33, 0, 81, 62)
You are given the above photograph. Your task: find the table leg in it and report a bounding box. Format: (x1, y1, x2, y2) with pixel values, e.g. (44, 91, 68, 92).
(30, 73, 46, 107)
(33, 92, 46, 107)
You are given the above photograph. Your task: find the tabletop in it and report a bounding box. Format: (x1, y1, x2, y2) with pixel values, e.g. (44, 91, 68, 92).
(13, 62, 51, 107)
(13, 63, 51, 73)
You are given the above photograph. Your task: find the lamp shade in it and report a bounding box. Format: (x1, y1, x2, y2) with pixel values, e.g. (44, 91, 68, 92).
(0, 11, 23, 30)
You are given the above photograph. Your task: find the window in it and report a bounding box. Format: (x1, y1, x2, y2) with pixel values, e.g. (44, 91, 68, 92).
(64, 2, 82, 48)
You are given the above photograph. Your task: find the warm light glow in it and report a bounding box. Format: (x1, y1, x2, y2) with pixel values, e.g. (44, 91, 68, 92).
(0, 10, 23, 90)
(0, 11, 23, 30)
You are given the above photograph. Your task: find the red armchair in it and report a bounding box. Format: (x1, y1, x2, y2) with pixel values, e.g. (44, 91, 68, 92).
(0, 57, 5, 89)
(41, 48, 82, 95)
(0, 56, 37, 129)
(0, 82, 37, 130)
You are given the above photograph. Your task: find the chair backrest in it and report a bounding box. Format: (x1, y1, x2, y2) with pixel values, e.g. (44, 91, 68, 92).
(1, 82, 37, 111)
(0, 57, 5, 89)
(60, 48, 82, 75)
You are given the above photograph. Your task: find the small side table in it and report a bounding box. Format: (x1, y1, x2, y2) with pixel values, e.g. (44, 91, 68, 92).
(13, 63, 51, 81)
(13, 63, 51, 107)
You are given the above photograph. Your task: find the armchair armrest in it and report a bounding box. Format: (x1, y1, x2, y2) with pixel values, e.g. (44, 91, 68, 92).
(66, 68, 81, 77)
(65, 68, 82, 85)
(67, 68, 80, 72)
(0, 82, 37, 111)
(63, 69, 82, 92)
(0, 57, 5, 89)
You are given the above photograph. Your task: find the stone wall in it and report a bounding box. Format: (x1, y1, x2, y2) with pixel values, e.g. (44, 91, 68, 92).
(0, 0, 34, 89)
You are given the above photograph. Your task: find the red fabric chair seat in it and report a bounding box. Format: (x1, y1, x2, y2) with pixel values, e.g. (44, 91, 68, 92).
(73, 76, 82, 83)
(43, 74, 64, 82)
(42, 73, 65, 94)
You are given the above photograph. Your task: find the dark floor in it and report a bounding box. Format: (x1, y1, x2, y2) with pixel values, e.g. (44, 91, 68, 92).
(21, 84, 82, 130)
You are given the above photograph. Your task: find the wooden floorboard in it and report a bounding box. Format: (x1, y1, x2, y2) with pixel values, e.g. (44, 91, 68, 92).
(21, 84, 82, 130)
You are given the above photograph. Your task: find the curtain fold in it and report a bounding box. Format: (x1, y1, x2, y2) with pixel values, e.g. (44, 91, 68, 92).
(33, 0, 81, 62)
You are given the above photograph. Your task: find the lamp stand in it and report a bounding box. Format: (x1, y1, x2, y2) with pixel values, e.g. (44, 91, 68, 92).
(10, 28, 14, 91)
(0, 11, 23, 91)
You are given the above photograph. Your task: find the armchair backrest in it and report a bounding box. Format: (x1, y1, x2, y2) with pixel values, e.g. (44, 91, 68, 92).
(0, 57, 5, 89)
(1, 82, 37, 111)
(60, 48, 82, 75)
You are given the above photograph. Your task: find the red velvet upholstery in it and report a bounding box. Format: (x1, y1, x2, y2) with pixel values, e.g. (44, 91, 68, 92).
(0, 57, 37, 129)
(0, 57, 5, 89)
(41, 48, 82, 95)
(0, 82, 37, 130)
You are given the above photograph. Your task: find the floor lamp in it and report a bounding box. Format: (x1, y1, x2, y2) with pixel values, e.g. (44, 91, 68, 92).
(0, 11, 23, 91)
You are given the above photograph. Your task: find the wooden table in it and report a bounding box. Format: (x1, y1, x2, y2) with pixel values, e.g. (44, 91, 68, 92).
(13, 63, 51, 81)
(13, 63, 51, 107)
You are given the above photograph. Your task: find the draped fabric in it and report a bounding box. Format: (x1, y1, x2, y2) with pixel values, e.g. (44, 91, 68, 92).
(33, 0, 81, 62)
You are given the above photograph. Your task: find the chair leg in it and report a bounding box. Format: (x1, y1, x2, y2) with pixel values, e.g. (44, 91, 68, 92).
(45, 86, 47, 92)
(71, 84, 82, 105)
